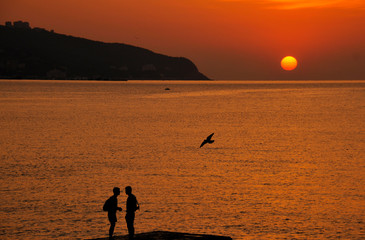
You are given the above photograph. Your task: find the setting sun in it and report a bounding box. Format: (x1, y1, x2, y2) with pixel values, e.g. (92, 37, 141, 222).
(281, 56, 298, 71)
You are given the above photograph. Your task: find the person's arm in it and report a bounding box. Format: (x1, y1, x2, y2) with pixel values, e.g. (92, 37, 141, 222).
(117, 198, 122, 211)
(135, 198, 140, 211)
(113, 198, 122, 211)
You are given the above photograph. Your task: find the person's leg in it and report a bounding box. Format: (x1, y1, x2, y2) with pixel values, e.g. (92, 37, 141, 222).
(129, 217, 134, 238)
(126, 214, 135, 239)
(109, 221, 116, 238)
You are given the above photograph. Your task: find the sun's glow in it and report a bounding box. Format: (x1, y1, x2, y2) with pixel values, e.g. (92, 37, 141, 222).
(218, 0, 365, 9)
(281, 56, 298, 71)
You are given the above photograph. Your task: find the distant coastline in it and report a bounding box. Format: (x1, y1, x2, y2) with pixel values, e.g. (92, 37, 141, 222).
(0, 21, 209, 81)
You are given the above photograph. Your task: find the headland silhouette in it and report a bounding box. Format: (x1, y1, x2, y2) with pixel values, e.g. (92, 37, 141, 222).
(0, 21, 209, 80)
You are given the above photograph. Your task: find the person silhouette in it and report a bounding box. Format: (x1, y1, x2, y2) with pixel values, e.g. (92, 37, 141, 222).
(103, 187, 123, 239)
(125, 186, 139, 239)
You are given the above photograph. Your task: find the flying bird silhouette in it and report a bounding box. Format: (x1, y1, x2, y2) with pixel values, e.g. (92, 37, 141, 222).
(200, 133, 214, 148)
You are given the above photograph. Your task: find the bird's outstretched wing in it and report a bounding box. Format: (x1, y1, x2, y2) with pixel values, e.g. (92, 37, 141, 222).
(200, 133, 214, 148)
(206, 133, 214, 141)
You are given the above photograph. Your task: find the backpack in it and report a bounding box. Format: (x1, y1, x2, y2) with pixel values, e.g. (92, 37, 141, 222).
(103, 197, 111, 212)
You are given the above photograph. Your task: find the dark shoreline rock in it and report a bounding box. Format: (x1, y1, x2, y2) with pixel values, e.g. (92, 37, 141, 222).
(87, 231, 232, 240)
(0, 25, 209, 80)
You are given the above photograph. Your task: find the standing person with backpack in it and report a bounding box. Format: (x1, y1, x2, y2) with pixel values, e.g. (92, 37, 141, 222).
(103, 187, 123, 239)
(125, 186, 139, 240)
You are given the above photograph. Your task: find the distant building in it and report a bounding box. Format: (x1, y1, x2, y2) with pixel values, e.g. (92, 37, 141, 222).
(119, 66, 129, 71)
(142, 64, 157, 72)
(33, 27, 47, 32)
(47, 69, 66, 79)
(13, 21, 31, 29)
(3, 21, 51, 32)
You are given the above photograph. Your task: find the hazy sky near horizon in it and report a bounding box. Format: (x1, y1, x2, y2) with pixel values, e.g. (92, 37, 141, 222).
(1, 0, 364, 79)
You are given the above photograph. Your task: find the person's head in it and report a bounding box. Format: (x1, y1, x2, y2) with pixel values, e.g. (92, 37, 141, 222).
(113, 187, 120, 196)
(125, 186, 132, 195)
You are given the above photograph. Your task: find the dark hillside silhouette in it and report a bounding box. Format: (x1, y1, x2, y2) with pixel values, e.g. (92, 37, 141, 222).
(0, 24, 209, 80)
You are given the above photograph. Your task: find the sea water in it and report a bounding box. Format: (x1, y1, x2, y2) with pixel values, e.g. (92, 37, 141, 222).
(0, 80, 364, 239)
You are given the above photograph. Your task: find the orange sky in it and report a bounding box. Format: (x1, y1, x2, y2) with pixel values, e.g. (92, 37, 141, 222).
(1, 0, 364, 79)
